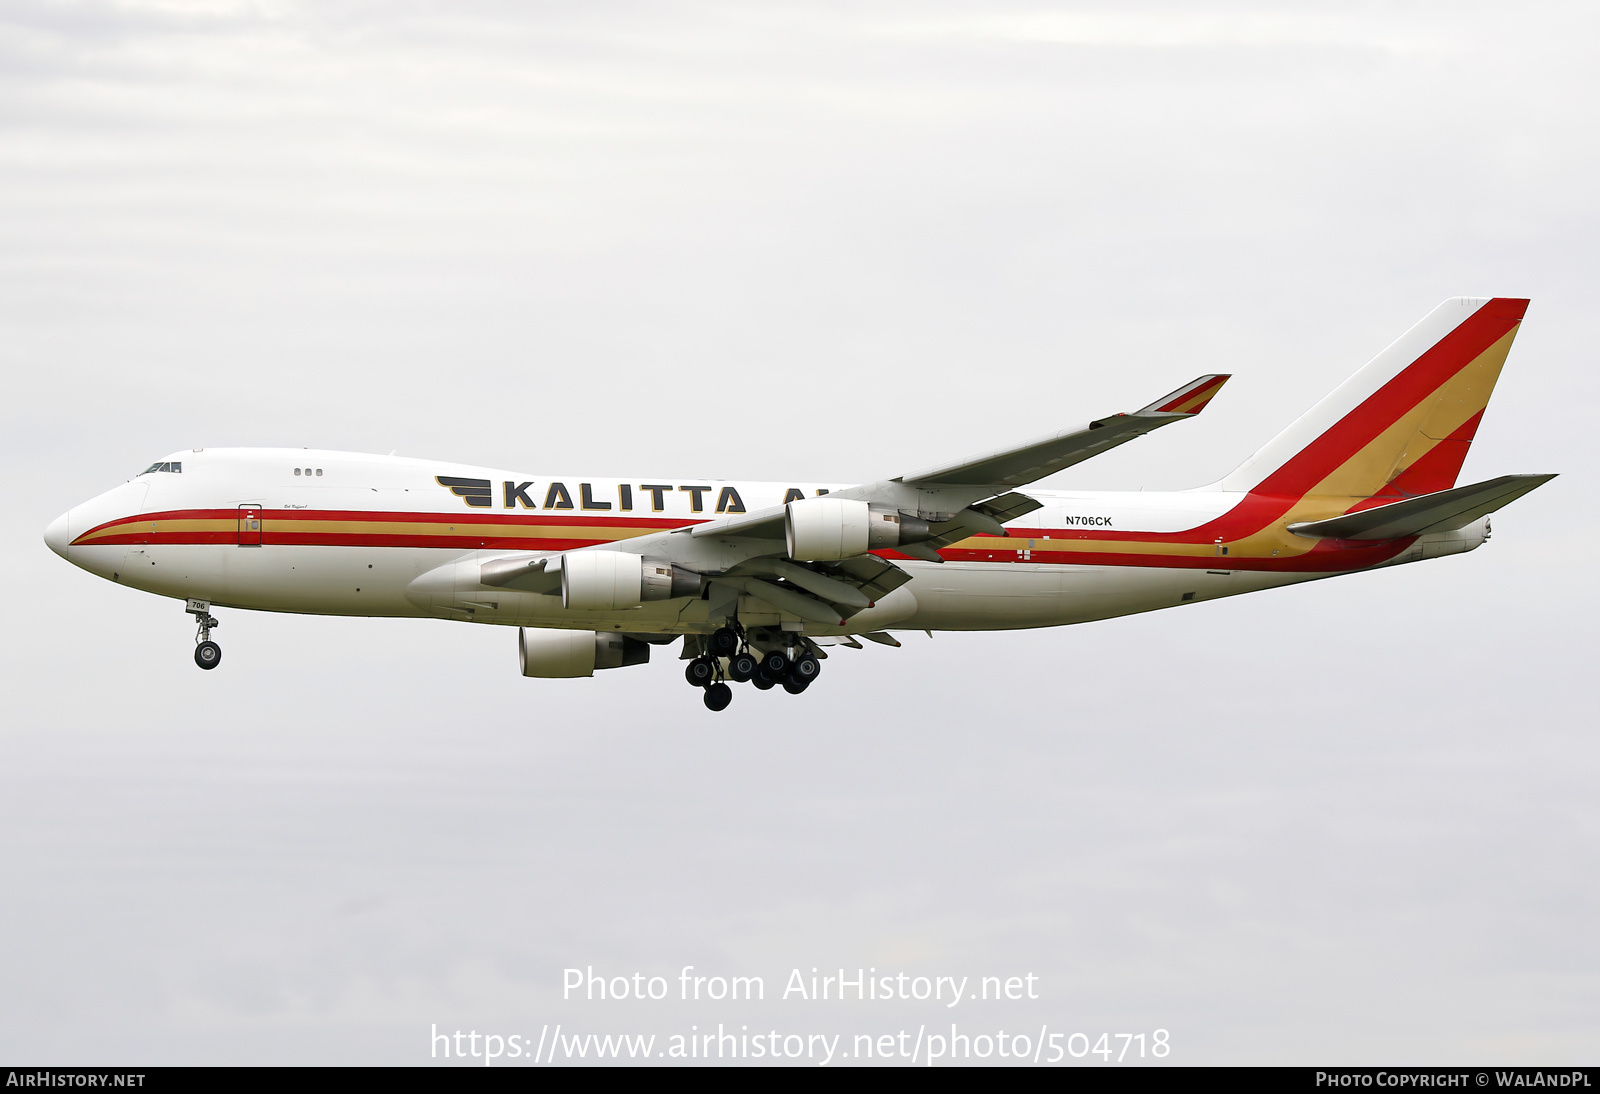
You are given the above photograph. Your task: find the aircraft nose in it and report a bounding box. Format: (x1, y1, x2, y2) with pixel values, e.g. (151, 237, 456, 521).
(44, 510, 71, 559)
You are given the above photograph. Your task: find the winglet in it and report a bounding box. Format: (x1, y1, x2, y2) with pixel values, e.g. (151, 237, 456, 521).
(1137, 374, 1231, 416)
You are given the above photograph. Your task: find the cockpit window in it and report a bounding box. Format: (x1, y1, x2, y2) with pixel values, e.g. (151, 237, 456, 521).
(139, 461, 182, 475)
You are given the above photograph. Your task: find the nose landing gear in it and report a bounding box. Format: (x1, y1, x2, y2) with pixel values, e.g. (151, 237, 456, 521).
(195, 641, 221, 669)
(187, 599, 222, 670)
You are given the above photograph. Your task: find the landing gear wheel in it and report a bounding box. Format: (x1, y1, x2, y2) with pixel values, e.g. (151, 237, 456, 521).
(790, 654, 821, 684)
(709, 627, 739, 657)
(685, 658, 715, 687)
(728, 651, 758, 682)
(703, 682, 732, 711)
(194, 641, 222, 670)
(759, 649, 790, 677)
(751, 669, 777, 691)
(187, 601, 222, 669)
(782, 675, 809, 695)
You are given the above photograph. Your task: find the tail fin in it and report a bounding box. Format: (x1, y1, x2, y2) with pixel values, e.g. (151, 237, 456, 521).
(1221, 297, 1528, 504)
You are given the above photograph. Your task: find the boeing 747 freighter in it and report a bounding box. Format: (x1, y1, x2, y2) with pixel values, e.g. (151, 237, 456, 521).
(45, 298, 1554, 710)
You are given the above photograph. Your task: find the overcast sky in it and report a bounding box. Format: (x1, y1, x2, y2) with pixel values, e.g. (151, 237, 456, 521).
(1, 0, 1595, 1066)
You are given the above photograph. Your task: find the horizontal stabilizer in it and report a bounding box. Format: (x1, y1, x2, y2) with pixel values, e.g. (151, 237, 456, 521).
(1287, 474, 1556, 540)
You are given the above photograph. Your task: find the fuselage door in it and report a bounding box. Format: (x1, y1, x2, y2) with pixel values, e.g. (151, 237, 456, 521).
(238, 504, 263, 546)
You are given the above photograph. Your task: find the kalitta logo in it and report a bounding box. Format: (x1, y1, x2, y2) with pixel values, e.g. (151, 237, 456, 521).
(436, 476, 493, 508)
(437, 475, 755, 515)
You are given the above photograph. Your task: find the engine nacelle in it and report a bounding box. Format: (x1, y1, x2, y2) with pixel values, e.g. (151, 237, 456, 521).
(784, 497, 930, 560)
(519, 627, 650, 678)
(561, 553, 702, 610)
(641, 558, 705, 601)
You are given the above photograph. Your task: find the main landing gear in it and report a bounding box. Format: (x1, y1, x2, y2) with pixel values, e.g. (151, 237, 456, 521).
(187, 599, 221, 670)
(685, 625, 822, 712)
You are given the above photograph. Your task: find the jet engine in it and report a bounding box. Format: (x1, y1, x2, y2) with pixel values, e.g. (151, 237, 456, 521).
(784, 497, 930, 561)
(519, 627, 650, 678)
(560, 553, 702, 610)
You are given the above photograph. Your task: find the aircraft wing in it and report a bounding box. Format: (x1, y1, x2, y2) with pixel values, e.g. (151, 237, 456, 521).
(1287, 474, 1556, 540)
(898, 374, 1230, 489)
(677, 373, 1230, 545)
(472, 374, 1233, 625)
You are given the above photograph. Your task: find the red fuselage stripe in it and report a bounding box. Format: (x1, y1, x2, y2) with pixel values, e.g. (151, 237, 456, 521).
(76, 508, 1413, 572)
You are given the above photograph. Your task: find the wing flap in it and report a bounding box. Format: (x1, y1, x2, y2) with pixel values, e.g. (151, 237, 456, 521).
(973, 492, 1044, 526)
(1287, 474, 1556, 540)
(721, 575, 848, 625)
(901, 493, 1045, 558)
(737, 559, 872, 608)
(824, 554, 914, 602)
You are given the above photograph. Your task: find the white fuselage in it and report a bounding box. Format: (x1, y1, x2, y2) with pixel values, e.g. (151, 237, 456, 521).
(46, 447, 1487, 638)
